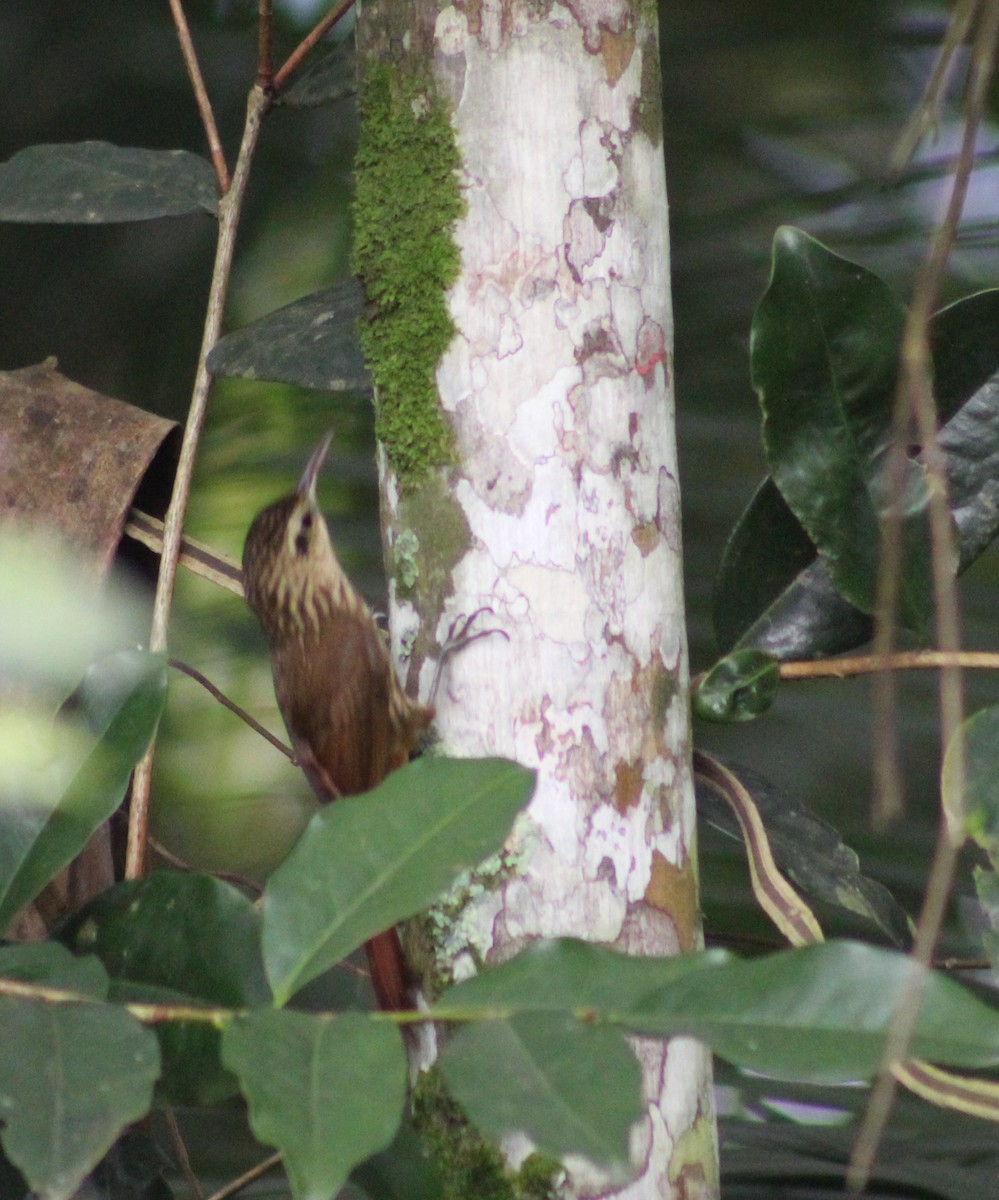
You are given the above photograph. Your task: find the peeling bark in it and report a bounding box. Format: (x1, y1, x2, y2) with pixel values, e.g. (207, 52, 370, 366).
(358, 2, 717, 1196)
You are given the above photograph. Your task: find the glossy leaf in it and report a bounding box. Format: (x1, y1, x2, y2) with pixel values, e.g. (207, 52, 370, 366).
(716, 287, 999, 662)
(693, 648, 780, 722)
(0, 142, 217, 222)
(0, 995, 159, 1200)
(442, 939, 999, 1082)
(695, 757, 911, 946)
(222, 1010, 406, 1200)
(751, 226, 932, 628)
(440, 1012, 641, 1176)
(935, 293, 999, 571)
(931, 289, 999, 425)
(59, 871, 269, 1105)
(713, 478, 872, 658)
(206, 278, 372, 393)
(0, 650, 167, 934)
(263, 756, 535, 1005)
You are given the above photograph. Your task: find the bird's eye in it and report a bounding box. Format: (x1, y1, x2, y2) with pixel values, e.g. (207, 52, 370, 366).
(294, 515, 312, 557)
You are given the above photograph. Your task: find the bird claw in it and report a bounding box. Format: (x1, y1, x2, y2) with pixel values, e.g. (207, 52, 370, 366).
(443, 605, 508, 654)
(429, 606, 507, 705)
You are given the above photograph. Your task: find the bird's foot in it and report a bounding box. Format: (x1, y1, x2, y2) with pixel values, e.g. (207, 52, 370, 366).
(428, 606, 508, 706)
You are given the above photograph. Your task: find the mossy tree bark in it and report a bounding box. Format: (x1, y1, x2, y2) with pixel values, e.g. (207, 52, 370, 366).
(355, 2, 717, 1196)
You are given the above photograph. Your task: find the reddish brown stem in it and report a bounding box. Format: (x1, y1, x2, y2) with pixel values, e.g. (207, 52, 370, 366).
(167, 0, 231, 193)
(273, 0, 356, 95)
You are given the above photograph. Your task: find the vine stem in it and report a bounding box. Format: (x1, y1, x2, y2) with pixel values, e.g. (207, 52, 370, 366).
(849, 2, 999, 1187)
(124, 86, 271, 882)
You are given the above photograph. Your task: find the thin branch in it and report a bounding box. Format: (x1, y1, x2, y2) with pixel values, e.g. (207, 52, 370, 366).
(164, 1107, 205, 1200)
(125, 509, 243, 596)
(257, 0, 274, 92)
(849, 4, 999, 1188)
(891, 0, 980, 175)
(168, 659, 295, 761)
(779, 650, 999, 680)
(126, 86, 271, 882)
(272, 0, 356, 95)
(205, 1154, 283, 1200)
(167, 0, 231, 193)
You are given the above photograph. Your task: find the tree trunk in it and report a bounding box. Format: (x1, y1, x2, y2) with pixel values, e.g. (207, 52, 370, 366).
(356, 2, 717, 1196)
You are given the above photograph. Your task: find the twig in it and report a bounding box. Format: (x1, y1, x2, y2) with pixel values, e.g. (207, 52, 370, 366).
(167, 0, 231, 193)
(168, 658, 295, 760)
(890, 0, 980, 175)
(272, 0, 356, 95)
(779, 650, 999, 680)
(126, 85, 271, 882)
(257, 0, 274, 92)
(125, 509, 243, 596)
(849, 4, 999, 1189)
(205, 1153, 283, 1200)
(164, 1107, 205, 1200)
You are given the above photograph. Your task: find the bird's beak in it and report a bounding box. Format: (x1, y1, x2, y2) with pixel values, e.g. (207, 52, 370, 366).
(299, 432, 334, 501)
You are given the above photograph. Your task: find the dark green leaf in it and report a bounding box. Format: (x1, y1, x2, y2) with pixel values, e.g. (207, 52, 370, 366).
(751, 226, 933, 628)
(693, 649, 780, 722)
(281, 41, 356, 108)
(713, 479, 871, 659)
(931, 289, 999, 425)
(732, 559, 872, 660)
(0, 995, 159, 1200)
(207, 278, 372, 393)
(714, 478, 818, 653)
(263, 757, 535, 1005)
(222, 1010, 406, 1200)
(60, 871, 268, 1006)
(0, 651, 167, 934)
(934, 293, 999, 571)
(714, 290, 999, 661)
(623, 941, 999, 1080)
(442, 938, 730, 1013)
(0, 942, 108, 998)
(59, 871, 268, 1105)
(441, 1013, 641, 1176)
(0, 142, 217, 222)
(442, 939, 999, 1082)
(695, 756, 911, 946)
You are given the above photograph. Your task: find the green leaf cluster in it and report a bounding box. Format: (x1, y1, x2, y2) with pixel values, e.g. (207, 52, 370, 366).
(698, 228, 999, 718)
(12, 674, 999, 1200)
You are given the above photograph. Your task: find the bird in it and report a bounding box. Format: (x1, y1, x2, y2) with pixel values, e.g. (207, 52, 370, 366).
(242, 433, 433, 1010)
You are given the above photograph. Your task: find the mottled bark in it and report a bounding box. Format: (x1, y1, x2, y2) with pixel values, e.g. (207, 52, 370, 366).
(357, 2, 717, 1196)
